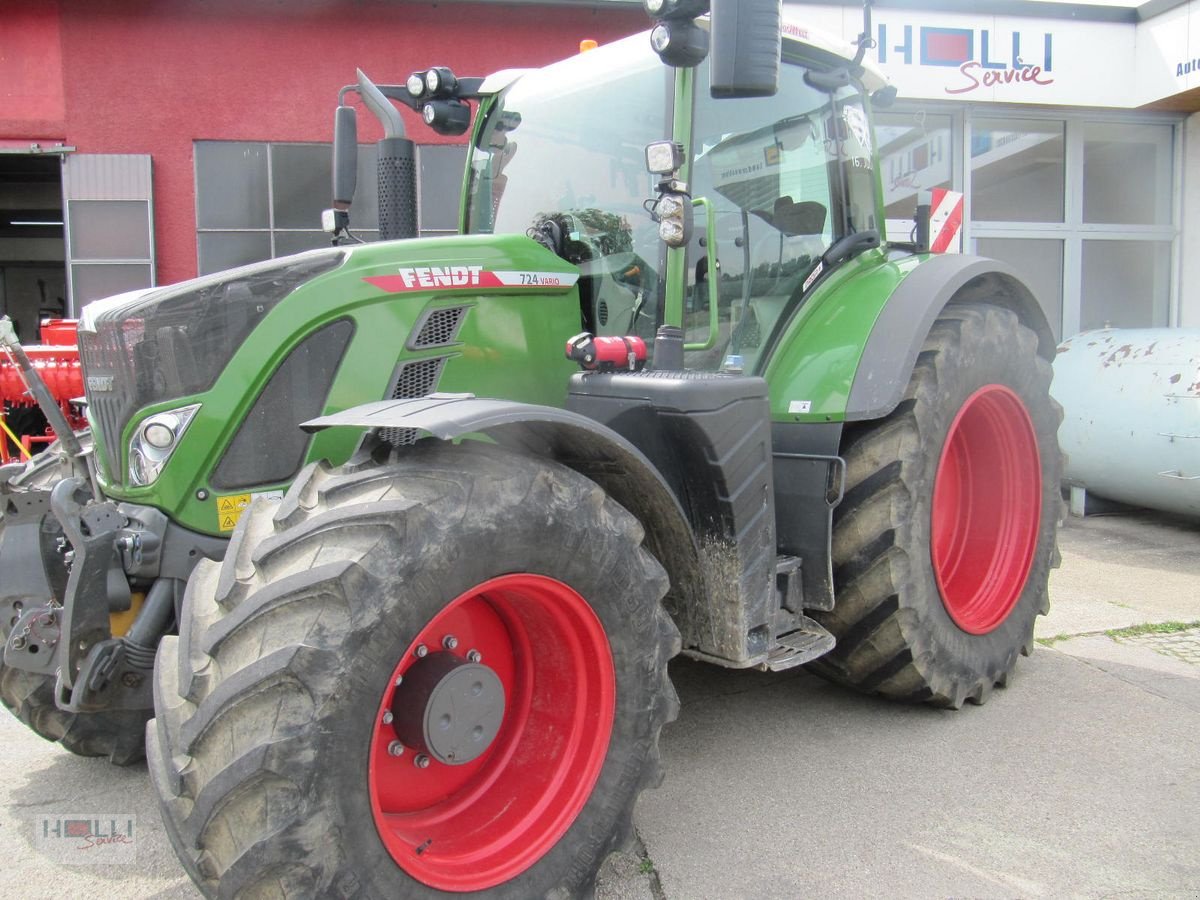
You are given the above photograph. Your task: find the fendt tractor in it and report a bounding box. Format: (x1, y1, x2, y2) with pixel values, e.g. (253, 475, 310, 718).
(0, 1, 1061, 896)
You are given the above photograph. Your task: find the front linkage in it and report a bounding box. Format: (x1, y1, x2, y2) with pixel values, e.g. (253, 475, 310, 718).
(0, 315, 225, 756)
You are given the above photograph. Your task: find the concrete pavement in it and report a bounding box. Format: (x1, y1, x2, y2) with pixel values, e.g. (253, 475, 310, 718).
(1, 510, 1196, 899)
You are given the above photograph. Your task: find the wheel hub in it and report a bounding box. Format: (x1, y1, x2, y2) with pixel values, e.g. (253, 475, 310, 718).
(390, 651, 504, 765)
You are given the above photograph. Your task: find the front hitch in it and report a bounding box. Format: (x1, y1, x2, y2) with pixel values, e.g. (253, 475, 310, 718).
(1, 476, 151, 712)
(4, 473, 228, 712)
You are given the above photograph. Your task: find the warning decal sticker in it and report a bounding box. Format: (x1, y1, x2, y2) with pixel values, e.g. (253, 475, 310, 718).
(215, 490, 283, 532)
(216, 494, 251, 532)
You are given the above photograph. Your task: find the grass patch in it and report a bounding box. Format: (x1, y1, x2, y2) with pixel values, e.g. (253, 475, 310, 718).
(1036, 633, 1076, 646)
(639, 857, 656, 876)
(1106, 620, 1200, 640)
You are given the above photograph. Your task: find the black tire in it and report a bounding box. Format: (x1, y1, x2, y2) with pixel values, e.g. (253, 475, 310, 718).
(147, 441, 679, 899)
(0, 432, 149, 765)
(809, 302, 1061, 708)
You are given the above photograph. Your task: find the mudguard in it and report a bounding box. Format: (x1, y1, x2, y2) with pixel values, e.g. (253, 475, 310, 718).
(304, 395, 706, 616)
(762, 252, 1055, 426)
(846, 254, 1056, 421)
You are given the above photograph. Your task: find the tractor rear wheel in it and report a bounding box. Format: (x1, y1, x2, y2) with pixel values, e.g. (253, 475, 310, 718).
(0, 432, 150, 765)
(811, 302, 1061, 707)
(147, 441, 679, 898)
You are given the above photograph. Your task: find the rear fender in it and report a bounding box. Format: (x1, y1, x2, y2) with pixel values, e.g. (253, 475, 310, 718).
(763, 253, 1053, 617)
(303, 396, 706, 616)
(763, 252, 1054, 425)
(846, 254, 1056, 421)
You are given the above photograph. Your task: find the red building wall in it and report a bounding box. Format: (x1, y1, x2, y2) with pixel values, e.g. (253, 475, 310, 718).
(1, 0, 646, 285)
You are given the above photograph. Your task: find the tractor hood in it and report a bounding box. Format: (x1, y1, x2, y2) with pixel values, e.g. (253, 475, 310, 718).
(76, 249, 346, 481)
(81, 234, 587, 534)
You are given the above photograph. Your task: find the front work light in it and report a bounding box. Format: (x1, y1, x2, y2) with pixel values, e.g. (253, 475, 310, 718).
(407, 67, 460, 101)
(644, 0, 710, 67)
(644, 0, 709, 17)
(425, 67, 457, 96)
(422, 100, 471, 136)
(649, 19, 709, 67)
(645, 140, 685, 175)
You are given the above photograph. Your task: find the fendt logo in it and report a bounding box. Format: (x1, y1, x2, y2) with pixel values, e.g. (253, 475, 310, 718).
(363, 266, 579, 294)
(396, 265, 484, 289)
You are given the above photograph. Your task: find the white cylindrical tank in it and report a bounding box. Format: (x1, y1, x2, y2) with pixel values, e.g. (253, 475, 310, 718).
(1051, 328, 1200, 517)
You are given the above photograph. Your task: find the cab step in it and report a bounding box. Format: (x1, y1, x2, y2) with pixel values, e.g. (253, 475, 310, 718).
(764, 616, 836, 671)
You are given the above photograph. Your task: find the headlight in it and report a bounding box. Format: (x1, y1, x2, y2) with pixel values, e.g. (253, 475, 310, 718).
(653, 189, 694, 248)
(129, 404, 200, 487)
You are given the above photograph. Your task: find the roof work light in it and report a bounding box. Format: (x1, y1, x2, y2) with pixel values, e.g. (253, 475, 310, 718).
(643, 0, 709, 67)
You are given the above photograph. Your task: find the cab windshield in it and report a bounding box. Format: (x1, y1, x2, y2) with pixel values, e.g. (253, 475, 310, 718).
(466, 36, 878, 369)
(467, 35, 670, 339)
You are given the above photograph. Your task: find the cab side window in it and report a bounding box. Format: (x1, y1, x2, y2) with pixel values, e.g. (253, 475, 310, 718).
(684, 60, 876, 371)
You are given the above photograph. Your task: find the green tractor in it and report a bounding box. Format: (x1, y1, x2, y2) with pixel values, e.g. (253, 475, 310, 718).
(0, 1, 1060, 895)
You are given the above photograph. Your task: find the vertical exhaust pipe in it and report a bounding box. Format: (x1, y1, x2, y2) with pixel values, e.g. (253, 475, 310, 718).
(355, 69, 418, 241)
(377, 137, 418, 241)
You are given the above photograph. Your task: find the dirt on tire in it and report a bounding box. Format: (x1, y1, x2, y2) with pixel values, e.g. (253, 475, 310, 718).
(147, 441, 680, 898)
(808, 302, 1062, 708)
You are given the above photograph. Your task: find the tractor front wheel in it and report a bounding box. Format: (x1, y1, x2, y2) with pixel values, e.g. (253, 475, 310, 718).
(811, 302, 1061, 707)
(147, 441, 679, 898)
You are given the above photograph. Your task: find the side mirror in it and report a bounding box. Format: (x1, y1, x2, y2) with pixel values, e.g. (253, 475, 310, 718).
(332, 105, 358, 207)
(709, 0, 781, 98)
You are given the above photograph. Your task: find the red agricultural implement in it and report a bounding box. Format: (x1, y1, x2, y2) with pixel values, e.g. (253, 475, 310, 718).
(0, 320, 85, 463)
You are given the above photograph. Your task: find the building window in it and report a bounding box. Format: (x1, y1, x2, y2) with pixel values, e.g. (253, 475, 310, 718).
(1082, 122, 1173, 227)
(63, 154, 155, 310)
(970, 118, 1065, 224)
(884, 104, 1180, 340)
(975, 237, 1064, 335)
(194, 141, 467, 275)
(876, 110, 953, 230)
(1080, 240, 1172, 332)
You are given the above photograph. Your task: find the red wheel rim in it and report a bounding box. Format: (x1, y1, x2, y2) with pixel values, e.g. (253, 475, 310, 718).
(931, 385, 1041, 635)
(368, 574, 616, 891)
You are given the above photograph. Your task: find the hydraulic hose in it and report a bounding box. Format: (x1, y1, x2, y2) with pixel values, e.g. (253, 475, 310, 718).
(123, 577, 177, 669)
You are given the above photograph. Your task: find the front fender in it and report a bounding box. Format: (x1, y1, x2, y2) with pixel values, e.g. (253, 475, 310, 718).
(304, 395, 706, 615)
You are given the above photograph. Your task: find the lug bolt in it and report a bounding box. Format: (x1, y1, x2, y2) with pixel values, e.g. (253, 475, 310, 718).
(467, 649, 482, 663)
(11, 636, 26, 650)
(382, 711, 393, 725)
(442, 634, 458, 650)
(395, 675, 404, 687)
(414, 754, 431, 769)
(388, 741, 405, 757)
(414, 644, 428, 658)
